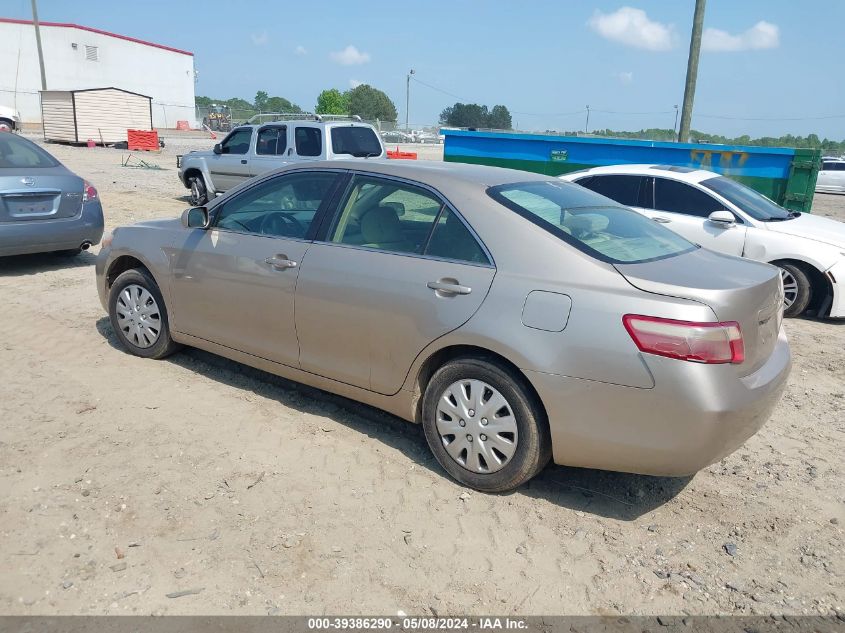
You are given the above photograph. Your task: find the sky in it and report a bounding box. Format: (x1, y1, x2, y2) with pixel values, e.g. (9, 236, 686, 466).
(4, 0, 844, 139)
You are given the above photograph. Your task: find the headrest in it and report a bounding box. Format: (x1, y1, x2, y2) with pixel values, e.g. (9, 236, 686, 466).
(566, 213, 610, 236)
(361, 206, 404, 243)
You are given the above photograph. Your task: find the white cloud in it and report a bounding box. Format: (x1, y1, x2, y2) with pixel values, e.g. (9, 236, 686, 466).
(617, 71, 634, 84)
(250, 31, 268, 46)
(702, 21, 779, 52)
(588, 7, 675, 51)
(349, 79, 363, 88)
(330, 45, 371, 66)
(294, 45, 307, 56)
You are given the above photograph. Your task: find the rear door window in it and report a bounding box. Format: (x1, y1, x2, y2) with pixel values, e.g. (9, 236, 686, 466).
(295, 127, 322, 157)
(576, 174, 644, 207)
(653, 177, 724, 217)
(489, 180, 696, 264)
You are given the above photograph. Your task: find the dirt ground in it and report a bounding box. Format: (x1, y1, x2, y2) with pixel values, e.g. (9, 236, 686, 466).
(0, 133, 843, 617)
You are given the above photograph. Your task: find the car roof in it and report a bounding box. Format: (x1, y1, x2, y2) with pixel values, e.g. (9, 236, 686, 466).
(567, 163, 722, 184)
(273, 159, 555, 188)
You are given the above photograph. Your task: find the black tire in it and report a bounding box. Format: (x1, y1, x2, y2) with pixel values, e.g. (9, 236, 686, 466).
(108, 268, 179, 359)
(188, 174, 208, 206)
(0, 119, 13, 133)
(421, 357, 551, 492)
(777, 262, 812, 318)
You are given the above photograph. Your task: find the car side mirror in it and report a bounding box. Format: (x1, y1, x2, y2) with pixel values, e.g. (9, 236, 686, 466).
(181, 206, 209, 229)
(708, 210, 736, 226)
(213, 143, 222, 155)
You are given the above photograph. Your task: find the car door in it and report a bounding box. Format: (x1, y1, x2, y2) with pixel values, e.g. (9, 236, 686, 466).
(166, 170, 343, 366)
(643, 176, 747, 256)
(294, 173, 495, 394)
(251, 125, 292, 177)
(207, 127, 254, 191)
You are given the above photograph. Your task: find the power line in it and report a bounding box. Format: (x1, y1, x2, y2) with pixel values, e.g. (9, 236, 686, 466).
(408, 74, 845, 125)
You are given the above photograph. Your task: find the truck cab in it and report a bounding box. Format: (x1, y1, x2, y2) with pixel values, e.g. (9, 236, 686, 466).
(178, 115, 385, 205)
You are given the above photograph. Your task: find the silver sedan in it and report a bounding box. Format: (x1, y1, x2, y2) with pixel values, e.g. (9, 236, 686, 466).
(0, 133, 103, 257)
(95, 161, 791, 492)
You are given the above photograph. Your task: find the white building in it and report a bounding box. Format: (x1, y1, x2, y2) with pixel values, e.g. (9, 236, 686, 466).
(0, 17, 196, 128)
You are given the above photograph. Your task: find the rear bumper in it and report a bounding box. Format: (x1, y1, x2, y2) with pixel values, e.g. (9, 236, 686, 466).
(527, 329, 791, 476)
(0, 200, 104, 256)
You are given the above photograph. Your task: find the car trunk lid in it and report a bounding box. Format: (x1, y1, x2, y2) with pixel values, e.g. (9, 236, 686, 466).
(614, 248, 783, 375)
(0, 168, 83, 223)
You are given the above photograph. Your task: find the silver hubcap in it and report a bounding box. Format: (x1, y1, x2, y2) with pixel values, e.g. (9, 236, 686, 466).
(780, 268, 798, 309)
(116, 284, 161, 348)
(436, 379, 518, 474)
(190, 180, 201, 203)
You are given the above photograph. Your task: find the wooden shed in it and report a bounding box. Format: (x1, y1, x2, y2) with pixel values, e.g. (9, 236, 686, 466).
(40, 87, 153, 144)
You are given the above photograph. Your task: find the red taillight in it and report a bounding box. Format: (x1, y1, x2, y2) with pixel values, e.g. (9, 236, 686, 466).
(83, 180, 98, 202)
(623, 315, 744, 364)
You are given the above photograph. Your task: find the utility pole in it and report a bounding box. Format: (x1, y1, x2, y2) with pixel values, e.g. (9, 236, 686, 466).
(678, 0, 706, 142)
(673, 104, 679, 140)
(405, 69, 414, 132)
(31, 0, 47, 90)
(584, 105, 590, 134)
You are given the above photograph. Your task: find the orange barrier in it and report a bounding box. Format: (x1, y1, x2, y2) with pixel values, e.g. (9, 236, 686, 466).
(176, 120, 190, 131)
(386, 145, 417, 160)
(127, 129, 159, 151)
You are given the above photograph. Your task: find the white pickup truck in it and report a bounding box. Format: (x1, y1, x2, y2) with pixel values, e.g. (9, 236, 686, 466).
(178, 116, 385, 205)
(0, 105, 22, 132)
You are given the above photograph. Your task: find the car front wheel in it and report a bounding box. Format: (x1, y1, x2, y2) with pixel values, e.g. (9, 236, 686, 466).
(778, 263, 812, 318)
(108, 268, 179, 359)
(421, 357, 551, 492)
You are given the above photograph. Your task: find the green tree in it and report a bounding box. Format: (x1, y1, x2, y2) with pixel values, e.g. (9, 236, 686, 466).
(488, 105, 512, 130)
(265, 96, 302, 113)
(254, 91, 269, 111)
(439, 102, 513, 128)
(315, 88, 349, 115)
(195, 95, 213, 108)
(346, 84, 397, 121)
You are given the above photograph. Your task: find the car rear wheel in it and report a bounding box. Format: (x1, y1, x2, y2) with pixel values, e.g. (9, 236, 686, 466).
(188, 174, 208, 206)
(778, 263, 811, 318)
(108, 268, 179, 359)
(421, 358, 551, 492)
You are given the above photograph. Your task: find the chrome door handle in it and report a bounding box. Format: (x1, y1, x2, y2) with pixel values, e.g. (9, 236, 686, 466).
(264, 255, 298, 270)
(427, 281, 472, 295)
(652, 216, 671, 223)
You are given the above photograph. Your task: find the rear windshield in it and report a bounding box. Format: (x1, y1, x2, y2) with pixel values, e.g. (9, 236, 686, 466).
(700, 176, 792, 221)
(331, 126, 382, 157)
(488, 180, 696, 264)
(0, 134, 59, 168)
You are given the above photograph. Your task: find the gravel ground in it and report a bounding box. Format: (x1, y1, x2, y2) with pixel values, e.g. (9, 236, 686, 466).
(0, 133, 842, 616)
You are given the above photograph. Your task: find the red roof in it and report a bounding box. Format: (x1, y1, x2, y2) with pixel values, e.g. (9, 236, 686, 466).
(0, 17, 193, 56)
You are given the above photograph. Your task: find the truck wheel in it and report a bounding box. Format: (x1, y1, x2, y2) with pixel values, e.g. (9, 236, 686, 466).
(188, 175, 208, 206)
(0, 119, 13, 133)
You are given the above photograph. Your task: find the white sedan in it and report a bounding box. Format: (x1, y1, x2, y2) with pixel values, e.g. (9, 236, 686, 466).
(561, 164, 845, 318)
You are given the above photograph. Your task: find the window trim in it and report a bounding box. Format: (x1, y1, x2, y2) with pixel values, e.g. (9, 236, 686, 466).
(209, 169, 346, 241)
(313, 171, 495, 268)
(487, 181, 698, 265)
